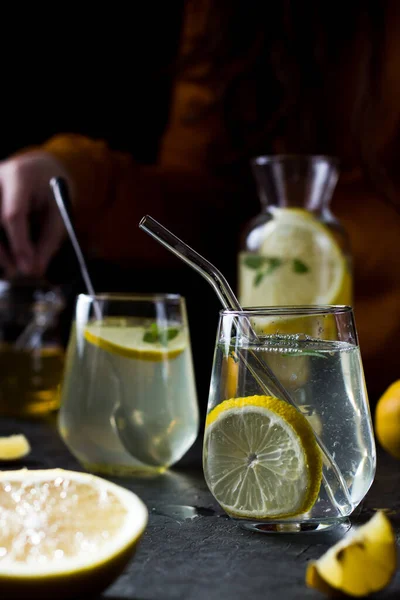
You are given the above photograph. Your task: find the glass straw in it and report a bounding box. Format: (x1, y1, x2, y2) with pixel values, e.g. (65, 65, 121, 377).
(139, 214, 352, 515)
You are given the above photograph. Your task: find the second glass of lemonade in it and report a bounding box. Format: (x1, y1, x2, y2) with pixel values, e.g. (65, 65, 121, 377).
(203, 306, 376, 532)
(59, 293, 199, 475)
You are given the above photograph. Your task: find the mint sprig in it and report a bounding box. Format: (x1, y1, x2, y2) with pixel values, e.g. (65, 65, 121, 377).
(292, 259, 309, 274)
(244, 255, 282, 287)
(243, 256, 266, 270)
(143, 323, 179, 346)
(243, 254, 310, 286)
(282, 350, 327, 359)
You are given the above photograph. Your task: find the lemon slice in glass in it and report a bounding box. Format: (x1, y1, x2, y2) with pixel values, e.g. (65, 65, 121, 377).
(203, 395, 322, 519)
(84, 320, 186, 361)
(0, 468, 148, 599)
(240, 208, 348, 306)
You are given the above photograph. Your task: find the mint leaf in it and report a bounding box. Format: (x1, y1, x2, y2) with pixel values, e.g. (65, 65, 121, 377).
(143, 323, 180, 345)
(265, 257, 283, 274)
(166, 328, 179, 342)
(292, 259, 309, 274)
(282, 350, 327, 359)
(254, 272, 265, 287)
(253, 257, 283, 286)
(244, 255, 266, 270)
(143, 323, 159, 343)
(143, 332, 156, 343)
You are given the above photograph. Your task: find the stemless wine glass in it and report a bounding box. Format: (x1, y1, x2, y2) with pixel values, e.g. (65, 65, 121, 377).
(59, 293, 199, 476)
(203, 306, 376, 532)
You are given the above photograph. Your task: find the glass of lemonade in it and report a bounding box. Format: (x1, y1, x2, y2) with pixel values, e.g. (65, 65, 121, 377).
(203, 305, 376, 532)
(59, 293, 199, 476)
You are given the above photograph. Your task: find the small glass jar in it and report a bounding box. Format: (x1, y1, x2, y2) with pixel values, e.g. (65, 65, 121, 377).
(0, 277, 65, 417)
(238, 155, 352, 308)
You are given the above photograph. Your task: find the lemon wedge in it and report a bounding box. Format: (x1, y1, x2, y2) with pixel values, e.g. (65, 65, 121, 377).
(84, 320, 186, 361)
(203, 395, 322, 519)
(0, 468, 148, 599)
(239, 208, 348, 306)
(0, 434, 30, 460)
(306, 511, 397, 597)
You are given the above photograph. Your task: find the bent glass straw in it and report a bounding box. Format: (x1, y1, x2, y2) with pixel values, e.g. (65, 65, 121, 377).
(139, 215, 352, 514)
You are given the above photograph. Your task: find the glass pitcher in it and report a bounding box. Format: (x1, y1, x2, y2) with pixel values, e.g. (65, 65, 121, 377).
(0, 277, 65, 417)
(238, 155, 352, 308)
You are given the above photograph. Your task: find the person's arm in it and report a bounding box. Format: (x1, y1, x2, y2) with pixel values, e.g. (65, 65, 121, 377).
(39, 131, 236, 268)
(0, 0, 233, 274)
(38, 0, 224, 265)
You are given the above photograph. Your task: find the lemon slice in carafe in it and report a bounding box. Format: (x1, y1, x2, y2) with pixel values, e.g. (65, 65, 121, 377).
(240, 208, 349, 306)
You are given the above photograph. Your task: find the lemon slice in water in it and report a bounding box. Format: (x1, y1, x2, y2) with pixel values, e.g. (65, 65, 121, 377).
(240, 208, 348, 306)
(84, 320, 186, 361)
(203, 395, 322, 519)
(0, 468, 148, 599)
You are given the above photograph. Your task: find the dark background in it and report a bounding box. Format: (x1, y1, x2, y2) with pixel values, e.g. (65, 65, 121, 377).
(0, 3, 226, 410)
(0, 5, 183, 162)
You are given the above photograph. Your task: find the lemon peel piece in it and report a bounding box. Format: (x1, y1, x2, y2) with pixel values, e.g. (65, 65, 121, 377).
(0, 434, 31, 460)
(306, 511, 397, 597)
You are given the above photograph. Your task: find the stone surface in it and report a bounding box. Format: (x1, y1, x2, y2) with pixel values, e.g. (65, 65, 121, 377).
(0, 417, 399, 600)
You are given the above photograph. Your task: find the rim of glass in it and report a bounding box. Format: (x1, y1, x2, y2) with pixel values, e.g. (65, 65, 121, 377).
(251, 154, 339, 167)
(78, 292, 183, 303)
(220, 305, 352, 317)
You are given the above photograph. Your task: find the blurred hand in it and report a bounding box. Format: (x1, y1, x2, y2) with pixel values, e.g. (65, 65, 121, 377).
(0, 152, 71, 277)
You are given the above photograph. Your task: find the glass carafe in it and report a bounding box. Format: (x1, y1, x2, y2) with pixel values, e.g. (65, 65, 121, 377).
(238, 155, 352, 308)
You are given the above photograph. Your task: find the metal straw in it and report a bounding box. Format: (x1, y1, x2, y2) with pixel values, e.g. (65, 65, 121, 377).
(50, 177, 102, 321)
(139, 214, 352, 515)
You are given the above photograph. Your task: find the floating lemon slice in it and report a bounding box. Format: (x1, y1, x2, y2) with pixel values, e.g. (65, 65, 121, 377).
(306, 511, 397, 597)
(203, 395, 322, 519)
(0, 434, 30, 460)
(0, 468, 148, 599)
(240, 208, 348, 306)
(84, 320, 186, 361)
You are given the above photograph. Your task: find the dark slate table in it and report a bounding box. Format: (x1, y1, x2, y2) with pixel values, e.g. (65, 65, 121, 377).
(0, 417, 399, 600)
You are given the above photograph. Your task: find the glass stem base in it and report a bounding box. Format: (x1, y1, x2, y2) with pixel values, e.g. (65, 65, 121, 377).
(237, 517, 351, 534)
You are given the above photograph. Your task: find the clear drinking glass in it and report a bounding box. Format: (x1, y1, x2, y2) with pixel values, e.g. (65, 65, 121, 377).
(59, 293, 199, 476)
(203, 306, 376, 532)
